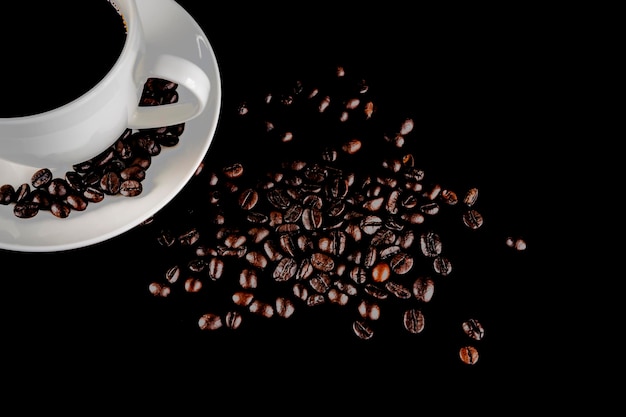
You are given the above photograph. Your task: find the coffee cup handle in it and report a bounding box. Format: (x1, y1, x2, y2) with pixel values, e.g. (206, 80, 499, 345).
(128, 0, 211, 129)
(128, 54, 211, 129)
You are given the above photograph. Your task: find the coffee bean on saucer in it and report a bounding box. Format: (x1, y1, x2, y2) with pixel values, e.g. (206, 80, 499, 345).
(83, 187, 105, 203)
(29, 189, 52, 209)
(99, 171, 121, 195)
(50, 201, 71, 218)
(119, 180, 142, 197)
(65, 171, 86, 193)
(15, 183, 30, 202)
(31, 168, 53, 189)
(65, 193, 88, 211)
(0, 184, 15, 204)
(13, 201, 39, 218)
(47, 178, 70, 197)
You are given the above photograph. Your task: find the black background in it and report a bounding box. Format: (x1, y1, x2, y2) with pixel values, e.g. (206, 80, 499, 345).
(0, 1, 558, 410)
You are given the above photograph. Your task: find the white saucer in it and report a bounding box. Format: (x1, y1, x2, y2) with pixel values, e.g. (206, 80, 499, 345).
(0, 0, 221, 253)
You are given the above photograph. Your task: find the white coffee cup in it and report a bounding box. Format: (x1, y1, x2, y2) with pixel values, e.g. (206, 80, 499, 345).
(0, 0, 211, 169)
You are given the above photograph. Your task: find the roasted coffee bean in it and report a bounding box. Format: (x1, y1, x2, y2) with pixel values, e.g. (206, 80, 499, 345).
(385, 281, 412, 299)
(178, 228, 200, 246)
(302, 207, 323, 230)
(184, 277, 203, 293)
(266, 188, 292, 210)
(240, 268, 259, 288)
(462, 318, 485, 341)
(232, 291, 255, 307)
(65, 194, 88, 211)
(223, 163, 244, 179)
(379, 245, 401, 259)
(389, 253, 414, 275)
(50, 201, 71, 218)
(263, 240, 283, 262)
(198, 313, 223, 330)
(310, 252, 335, 272)
(293, 283, 309, 301)
(132, 132, 161, 156)
(120, 165, 146, 181)
(15, 183, 30, 202)
(296, 258, 314, 280)
(273, 257, 298, 281)
(31, 168, 53, 189)
(349, 265, 367, 285)
(403, 308, 425, 334)
(246, 251, 268, 269)
(29, 189, 52, 209)
(165, 265, 181, 284)
(371, 229, 396, 247)
(238, 188, 259, 210)
(420, 202, 440, 215)
(207, 257, 225, 281)
(224, 233, 247, 248)
(309, 273, 331, 293)
(283, 204, 303, 223)
(119, 180, 142, 197)
(13, 201, 39, 218)
(413, 276, 435, 302)
(433, 256, 452, 276)
(156, 229, 176, 248)
(420, 231, 442, 258)
(65, 171, 85, 192)
(249, 300, 274, 318)
(279, 233, 298, 257)
(352, 320, 374, 340)
(506, 236, 527, 251)
(246, 212, 269, 224)
(462, 209, 484, 230)
(83, 187, 105, 203)
(82, 171, 102, 188)
(361, 215, 383, 235)
(225, 311, 243, 329)
(439, 189, 458, 205)
(459, 346, 479, 365)
(103, 159, 126, 174)
(131, 155, 152, 170)
(275, 297, 295, 318)
(0, 184, 14, 204)
(99, 171, 121, 195)
(363, 283, 389, 300)
(155, 133, 180, 147)
(463, 187, 479, 207)
(306, 293, 325, 307)
(358, 299, 381, 320)
(371, 262, 391, 283)
(148, 282, 170, 298)
(187, 258, 207, 273)
(47, 178, 69, 197)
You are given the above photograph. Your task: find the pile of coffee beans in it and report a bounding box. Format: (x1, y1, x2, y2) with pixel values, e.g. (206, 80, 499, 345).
(143, 66, 527, 365)
(0, 78, 184, 219)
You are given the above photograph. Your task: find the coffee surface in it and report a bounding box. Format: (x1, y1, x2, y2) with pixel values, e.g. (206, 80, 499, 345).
(0, 1, 127, 117)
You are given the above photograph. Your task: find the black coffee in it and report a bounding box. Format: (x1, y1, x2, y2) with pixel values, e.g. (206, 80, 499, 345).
(0, 1, 127, 117)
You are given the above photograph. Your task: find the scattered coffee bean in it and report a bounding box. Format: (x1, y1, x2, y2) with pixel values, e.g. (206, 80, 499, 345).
(459, 345, 479, 365)
(462, 318, 485, 341)
(142, 65, 527, 367)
